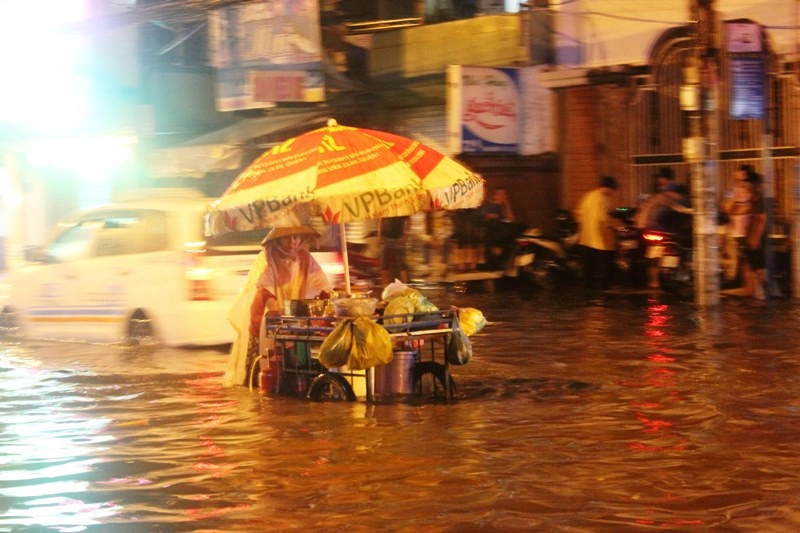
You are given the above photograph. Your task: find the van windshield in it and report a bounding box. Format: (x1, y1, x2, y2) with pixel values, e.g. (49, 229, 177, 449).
(45, 210, 170, 262)
(204, 228, 263, 247)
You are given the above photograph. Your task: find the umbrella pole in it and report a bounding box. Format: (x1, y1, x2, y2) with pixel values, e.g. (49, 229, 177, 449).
(339, 223, 352, 296)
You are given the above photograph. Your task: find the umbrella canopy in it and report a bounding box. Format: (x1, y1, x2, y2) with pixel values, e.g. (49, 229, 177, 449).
(206, 119, 485, 293)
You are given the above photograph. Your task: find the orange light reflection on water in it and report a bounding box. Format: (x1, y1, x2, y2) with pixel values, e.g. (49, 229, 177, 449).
(625, 298, 704, 524)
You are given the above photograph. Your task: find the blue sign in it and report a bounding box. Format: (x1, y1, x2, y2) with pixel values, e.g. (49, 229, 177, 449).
(730, 57, 765, 120)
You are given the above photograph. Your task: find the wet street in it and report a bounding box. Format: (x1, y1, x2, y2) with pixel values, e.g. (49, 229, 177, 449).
(2, 283, 800, 532)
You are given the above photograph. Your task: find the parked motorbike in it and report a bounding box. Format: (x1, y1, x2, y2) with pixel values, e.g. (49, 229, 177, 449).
(640, 212, 694, 296)
(512, 209, 582, 289)
(610, 207, 646, 287)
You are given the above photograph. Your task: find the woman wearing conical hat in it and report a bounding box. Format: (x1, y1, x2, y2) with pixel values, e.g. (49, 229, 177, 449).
(223, 225, 332, 387)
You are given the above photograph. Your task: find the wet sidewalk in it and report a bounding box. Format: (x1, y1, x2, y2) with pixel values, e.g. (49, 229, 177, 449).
(414, 269, 794, 306)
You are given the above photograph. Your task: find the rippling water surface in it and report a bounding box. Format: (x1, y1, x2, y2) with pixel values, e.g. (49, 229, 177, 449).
(2, 287, 800, 532)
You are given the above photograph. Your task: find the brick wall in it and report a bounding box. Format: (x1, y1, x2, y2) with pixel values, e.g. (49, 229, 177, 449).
(561, 86, 600, 210)
(458, 154, 561, 234)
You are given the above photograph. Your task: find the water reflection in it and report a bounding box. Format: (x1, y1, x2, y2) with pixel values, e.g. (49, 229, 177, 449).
(1, 290, 800, 531)
(1, 349, 118, 529)
(629, 298, 690, 454)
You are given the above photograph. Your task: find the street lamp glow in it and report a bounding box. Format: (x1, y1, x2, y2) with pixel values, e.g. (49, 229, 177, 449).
(0, 0, 89, 131)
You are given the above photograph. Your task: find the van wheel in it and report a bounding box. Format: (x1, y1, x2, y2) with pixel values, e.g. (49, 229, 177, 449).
(127, 310, 156, 346)
(0, 307, 22, 341)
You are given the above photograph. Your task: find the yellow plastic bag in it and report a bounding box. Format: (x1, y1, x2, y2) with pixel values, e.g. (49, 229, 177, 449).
(384, 288, 439, 323)
(347, 316, 394, 370)
(318, 319, 355, 368)
(458, 307, 487, 336)
(319, 317, 394, 370)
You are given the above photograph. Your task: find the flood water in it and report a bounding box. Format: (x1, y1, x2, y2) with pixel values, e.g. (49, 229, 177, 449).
(2, 286, 800, 532)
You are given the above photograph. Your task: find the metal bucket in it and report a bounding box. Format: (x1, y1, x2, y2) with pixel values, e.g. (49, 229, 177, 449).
(373, 350, 417, 400)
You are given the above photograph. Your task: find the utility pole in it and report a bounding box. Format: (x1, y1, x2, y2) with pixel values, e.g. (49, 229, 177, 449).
(685, 0, 720, 306)
(794, 0, 800, 298)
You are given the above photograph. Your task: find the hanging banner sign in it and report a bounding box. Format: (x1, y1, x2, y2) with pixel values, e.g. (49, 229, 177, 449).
(726, 22, 765, 120)
(730, 58, 765, 120)
(208, 1, 325, 111)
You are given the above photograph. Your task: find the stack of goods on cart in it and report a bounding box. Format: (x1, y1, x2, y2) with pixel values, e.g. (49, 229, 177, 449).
(378, 279, 487, 336)
(318, 279, 488, 372)
(380, 279, 440, 324)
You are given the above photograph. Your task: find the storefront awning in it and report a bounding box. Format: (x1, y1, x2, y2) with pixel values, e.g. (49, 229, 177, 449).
(149, 110, 330, 178)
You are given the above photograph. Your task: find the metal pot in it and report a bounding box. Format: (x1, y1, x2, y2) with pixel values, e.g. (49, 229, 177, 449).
(373, 350, 417, 400)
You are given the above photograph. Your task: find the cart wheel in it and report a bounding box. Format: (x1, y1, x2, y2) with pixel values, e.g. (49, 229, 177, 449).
(307, 373, 357, 402)
(413, 362, 457, 402)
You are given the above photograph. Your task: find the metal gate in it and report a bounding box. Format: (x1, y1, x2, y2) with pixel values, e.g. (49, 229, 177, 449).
(628, 26, 799, 227)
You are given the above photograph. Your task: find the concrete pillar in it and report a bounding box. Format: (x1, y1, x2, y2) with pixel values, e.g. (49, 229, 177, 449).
(688, 0, 721, 306)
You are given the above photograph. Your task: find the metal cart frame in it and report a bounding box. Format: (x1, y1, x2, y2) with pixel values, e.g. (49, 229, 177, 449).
(255, 309, 459, 402)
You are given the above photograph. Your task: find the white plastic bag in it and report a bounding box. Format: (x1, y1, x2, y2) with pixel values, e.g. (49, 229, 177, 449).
(381, 279, 409, 302)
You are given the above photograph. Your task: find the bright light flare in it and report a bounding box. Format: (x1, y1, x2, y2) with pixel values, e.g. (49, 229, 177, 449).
(0, 1, 89, 130)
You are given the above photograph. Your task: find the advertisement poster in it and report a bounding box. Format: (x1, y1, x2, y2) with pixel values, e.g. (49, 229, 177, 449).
(447, 65, 554, 155)
(208, 0, 325, 111)
(457, 66, 521, 154)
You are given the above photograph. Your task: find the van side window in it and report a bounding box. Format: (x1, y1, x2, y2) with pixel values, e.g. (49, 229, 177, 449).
(94, 210, 168, 256)
(138, 211, 168, 253)
(46, 220, 104, 262)
(95, 215, 137, 257)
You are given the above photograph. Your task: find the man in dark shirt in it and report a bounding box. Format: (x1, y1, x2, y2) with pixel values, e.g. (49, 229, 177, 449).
(636, 183, 692, 289)
(481, 187, 523, 270)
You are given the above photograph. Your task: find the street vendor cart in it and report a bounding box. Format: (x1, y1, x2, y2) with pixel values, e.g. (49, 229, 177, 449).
(205, 120, 487, 395)
(252, 303, 461, 403)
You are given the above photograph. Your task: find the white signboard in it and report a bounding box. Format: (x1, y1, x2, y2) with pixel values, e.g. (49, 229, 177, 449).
(519, 66, 555, 156)
(727, 22, 762, 53)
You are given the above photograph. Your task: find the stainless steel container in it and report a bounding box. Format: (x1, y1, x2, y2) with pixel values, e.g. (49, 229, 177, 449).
(373, 350, 417, 400)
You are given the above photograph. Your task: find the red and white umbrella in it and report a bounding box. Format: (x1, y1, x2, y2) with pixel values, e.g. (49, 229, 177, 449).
(207, 119, 485, 293)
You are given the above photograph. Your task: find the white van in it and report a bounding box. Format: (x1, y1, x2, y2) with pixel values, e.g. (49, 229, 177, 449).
(0, 189, 342, 347)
